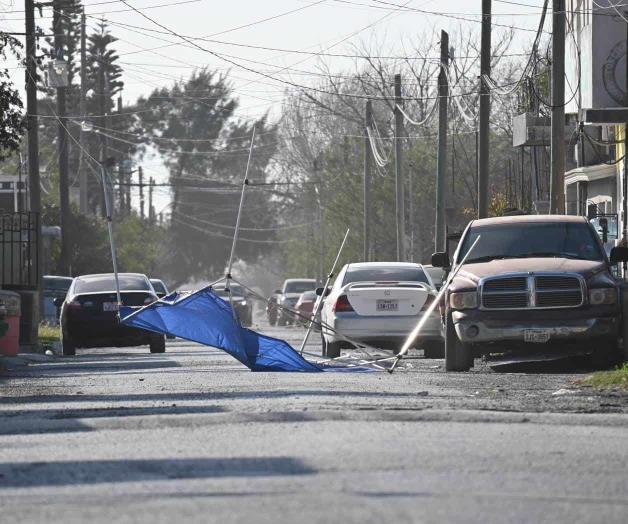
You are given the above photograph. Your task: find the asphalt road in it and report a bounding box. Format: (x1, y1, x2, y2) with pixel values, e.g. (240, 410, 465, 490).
(1, 319, 628, 523)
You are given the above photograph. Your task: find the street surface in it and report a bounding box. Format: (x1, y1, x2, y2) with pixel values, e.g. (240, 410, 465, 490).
(2, 318, 628, 523)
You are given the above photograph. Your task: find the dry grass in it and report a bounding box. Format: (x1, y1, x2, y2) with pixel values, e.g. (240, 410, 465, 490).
(38, 323, 60, 344)
(581, 364, 628, 390)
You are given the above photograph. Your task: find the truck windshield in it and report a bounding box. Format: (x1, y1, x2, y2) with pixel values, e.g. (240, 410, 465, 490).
(458, 222, 604, 264)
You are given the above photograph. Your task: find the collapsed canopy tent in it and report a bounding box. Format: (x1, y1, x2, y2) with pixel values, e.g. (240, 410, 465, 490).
(120, 287, 371, 372)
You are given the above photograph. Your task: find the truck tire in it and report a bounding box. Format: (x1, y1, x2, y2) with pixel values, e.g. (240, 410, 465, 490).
(445, 312, 473, 371)
(591, 341, 621, 370)
(62, 334, 76, 356)
(424, 340, 445, 359)
(149, 334, 166, 354)
(277, 315, 286, 327)
(325, 340, 342, 359)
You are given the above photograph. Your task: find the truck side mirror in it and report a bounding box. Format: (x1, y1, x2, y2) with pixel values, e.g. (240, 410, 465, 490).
(610, 246, 628, 265)
(431, 252, 450, 269)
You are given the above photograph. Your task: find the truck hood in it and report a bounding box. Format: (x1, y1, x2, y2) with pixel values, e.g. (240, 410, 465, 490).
(454, 258, 606, 288)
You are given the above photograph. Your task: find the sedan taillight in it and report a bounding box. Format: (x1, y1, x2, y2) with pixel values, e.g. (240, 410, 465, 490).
(333, 295, 354, 312)
(66, 300, 82, 310)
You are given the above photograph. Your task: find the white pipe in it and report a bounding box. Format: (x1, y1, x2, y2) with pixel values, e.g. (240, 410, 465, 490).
(101, 164, 122, 306)
(226, 126, 256, 323)
(299, 228, 350, 355)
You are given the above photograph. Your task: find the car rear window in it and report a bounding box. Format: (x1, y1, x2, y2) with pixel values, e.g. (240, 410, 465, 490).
(151, 280, 167, 294)
(214, 284, 245, 297)
(74, 275, 150, 293)
(284, 281, 316, 293)
(342, 267, 430, 285)
(43, 277, 73, 292)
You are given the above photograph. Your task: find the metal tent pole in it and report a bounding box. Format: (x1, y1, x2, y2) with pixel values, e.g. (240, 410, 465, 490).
(298, 228, 350, 355)
(225, 126, 256, 322)
(387, 235, 482, 374)
(100, 164, 121, 306)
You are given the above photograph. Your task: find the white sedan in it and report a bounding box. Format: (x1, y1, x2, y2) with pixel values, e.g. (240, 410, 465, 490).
(319, 262, 443, 358)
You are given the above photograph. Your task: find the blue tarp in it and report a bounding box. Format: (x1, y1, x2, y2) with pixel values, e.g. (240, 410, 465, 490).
(120, 287, 371, 372)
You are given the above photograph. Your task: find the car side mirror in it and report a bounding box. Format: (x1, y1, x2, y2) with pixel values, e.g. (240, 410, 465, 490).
(610, 246, 628, 265)
(53, 297, 64, 307)
(315, 287, 331, 297)
(274, 289, 281, 295)
(431, 252, 450, 269)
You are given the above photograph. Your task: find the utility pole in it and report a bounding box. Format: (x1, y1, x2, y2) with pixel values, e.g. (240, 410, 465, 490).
(25, 0, 40, 215)
(478, 0, 491, 219)
(97, 51, 109, 217)
(623, 13, 628, 245)
(408, 163, 414, 262)
(363, 99, 372, 262)
(149, 177, 154, 224)
(435, 30, 449, 252)
(79, 10, 88, 215)
(25, 0, 42, 334)
(394, 74, 405, 261)
(53, 0, 71, 274)
(550, 0, 566, 214)
(139, 166, 145, 219)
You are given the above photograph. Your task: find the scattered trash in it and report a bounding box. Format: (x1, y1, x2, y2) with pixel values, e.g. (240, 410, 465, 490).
(429, 365, 440, 369)
(552, 388, 577, 396)
(44, 349, 55, 356)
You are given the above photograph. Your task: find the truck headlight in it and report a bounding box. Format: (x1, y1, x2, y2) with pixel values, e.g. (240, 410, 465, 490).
(589, 288, 617, 305)
(449, 291, 478, 310)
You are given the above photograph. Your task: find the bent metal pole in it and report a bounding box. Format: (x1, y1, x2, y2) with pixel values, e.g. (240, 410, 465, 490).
(226, 126, 256, 322)
(299, 228, 350, 355)
(101, 163, 122, 306)
(388, 235, 482, 374)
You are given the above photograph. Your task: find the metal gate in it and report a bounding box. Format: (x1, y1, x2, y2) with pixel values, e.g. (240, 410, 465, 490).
(0, 212, 39, 290)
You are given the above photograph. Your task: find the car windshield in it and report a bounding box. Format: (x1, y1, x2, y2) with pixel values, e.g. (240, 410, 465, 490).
(299, 291, 316, 300)
(458, 222, 605, 263)
(284, 281, 316, 293)
(43, 277, 72, 292)
(342, 266, 430, 285)
(74, 275, 150, 293)
(151, 280, 167, 294)
(214, 284, 245, 297)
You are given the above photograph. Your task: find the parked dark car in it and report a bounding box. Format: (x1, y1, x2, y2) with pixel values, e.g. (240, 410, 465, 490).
(43, 275, 73, 325)
(213, 283, 253, 326)
(150, 278, 176, 339)
(432, 215, 628, 371)
(57, 273, 165, 356)
(150, 278, 170, 299)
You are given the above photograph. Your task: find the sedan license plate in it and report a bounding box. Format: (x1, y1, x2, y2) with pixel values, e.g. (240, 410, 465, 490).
(103, 302, 119, 312)
(524, 329, 550, 343)
(376, 299, 398, 312)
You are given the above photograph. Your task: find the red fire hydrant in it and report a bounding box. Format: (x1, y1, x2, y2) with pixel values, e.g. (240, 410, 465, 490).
(0, 291, 21, 357)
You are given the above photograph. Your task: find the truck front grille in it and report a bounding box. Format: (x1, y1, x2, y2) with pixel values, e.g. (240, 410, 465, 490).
(481, 273, 584, 310)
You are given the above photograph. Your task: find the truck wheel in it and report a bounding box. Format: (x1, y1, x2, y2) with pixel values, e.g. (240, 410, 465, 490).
(445, 312, 473, 371)
(62, 333, 76, 356)
(424, 341, 445, 359)
(268, 313, 276, 326)
(325, 340, 342, 359)
(277, 316, 286, 327)
(149, 334, 166, 354)
(591, 341, 621, 370)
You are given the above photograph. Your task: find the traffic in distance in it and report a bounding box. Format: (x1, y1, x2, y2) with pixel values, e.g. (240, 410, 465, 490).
(48, 214, 628, 370)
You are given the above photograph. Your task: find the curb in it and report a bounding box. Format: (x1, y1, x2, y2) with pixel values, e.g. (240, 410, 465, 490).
(0, 352, 56, 371)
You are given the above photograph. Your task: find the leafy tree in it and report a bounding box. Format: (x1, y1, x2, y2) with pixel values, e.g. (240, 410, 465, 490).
(0, 33, 24, 160)
(137, 69, 278, 286)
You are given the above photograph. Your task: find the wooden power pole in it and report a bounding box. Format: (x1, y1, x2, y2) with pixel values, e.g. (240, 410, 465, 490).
(79, 11, 88, 215)
(478, 0, 491, 219)
(435, 30, 449, 252)
(363, 99, 372, 262)
(550, 0, 566, 214)
(394, 74, 405, 261)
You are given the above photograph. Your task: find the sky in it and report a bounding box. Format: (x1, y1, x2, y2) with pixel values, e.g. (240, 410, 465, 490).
(0, 0, 547, 212)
